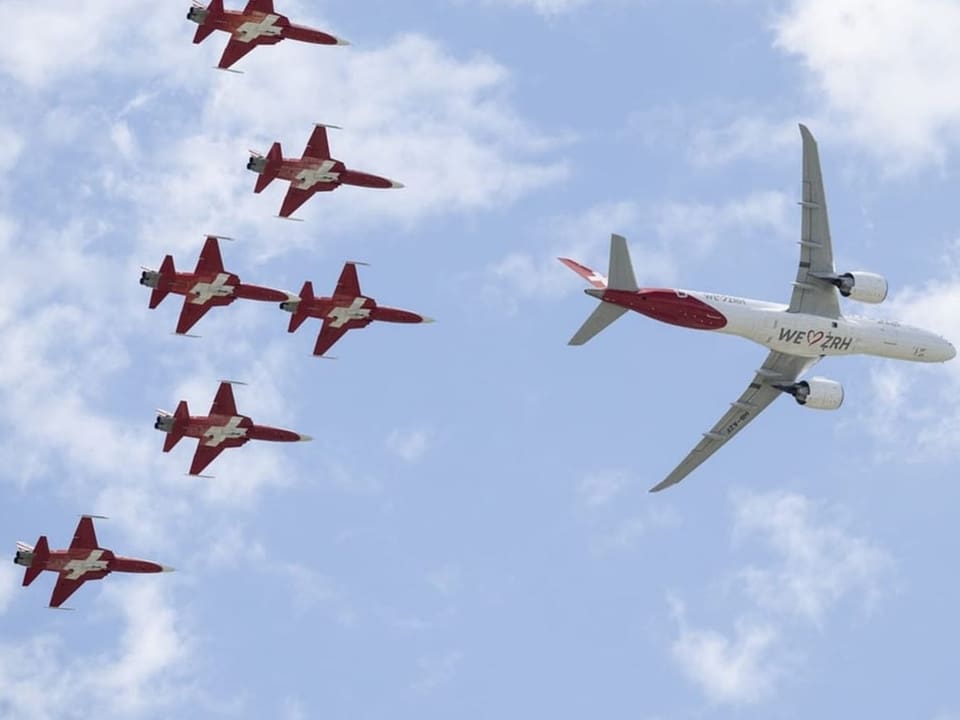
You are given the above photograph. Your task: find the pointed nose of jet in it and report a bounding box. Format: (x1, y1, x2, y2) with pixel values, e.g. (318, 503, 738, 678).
(298, 434, 313, 442)
(160, 565, 176, 573)
(335, 36, 351, 46)
(389, 180, 405, 189)
(419, 316, 435, 324)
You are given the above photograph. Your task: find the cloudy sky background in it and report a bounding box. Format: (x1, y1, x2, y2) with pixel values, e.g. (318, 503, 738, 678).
(1, 0, 960, 717)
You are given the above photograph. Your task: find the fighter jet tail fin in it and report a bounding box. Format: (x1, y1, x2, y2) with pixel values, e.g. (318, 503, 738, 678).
(149, 255, 175, 309)
(288, 281, 314, 333)
(22, 536, 48, 587)
(254, 142, 283, 194)
(161, 401, 190, 452)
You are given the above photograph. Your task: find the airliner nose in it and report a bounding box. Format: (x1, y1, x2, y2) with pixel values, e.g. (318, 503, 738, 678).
(946, 341, 957, 361)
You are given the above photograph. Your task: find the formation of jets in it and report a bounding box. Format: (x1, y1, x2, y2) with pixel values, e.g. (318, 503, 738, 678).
(14, 3, 955, 619)
(14, 1, 424, 608)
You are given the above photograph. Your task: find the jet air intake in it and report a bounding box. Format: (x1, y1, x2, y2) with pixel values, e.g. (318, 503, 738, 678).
(774, 377, 844, 410)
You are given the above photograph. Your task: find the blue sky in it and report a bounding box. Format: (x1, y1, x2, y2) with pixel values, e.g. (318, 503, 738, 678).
(1, 0, 960, 718)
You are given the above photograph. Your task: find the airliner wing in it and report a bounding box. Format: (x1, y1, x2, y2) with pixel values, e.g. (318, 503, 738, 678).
(649, 351, 818, 492)
(787, 124, 840, 319)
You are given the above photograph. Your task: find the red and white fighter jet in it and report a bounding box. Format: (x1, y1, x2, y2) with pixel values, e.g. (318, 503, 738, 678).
(141, 235, 292, 335)
(14, 515, 173, 609)
(248, 124, 404, 219)
(187, 0, 348, 71)
(281, 261, 433, 357)
(561, 124, 956, 492)
(156, 381, 311, 476)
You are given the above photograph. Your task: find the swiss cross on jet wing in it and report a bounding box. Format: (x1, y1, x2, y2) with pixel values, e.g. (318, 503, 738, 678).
(187, 0, 348, 71)
(248, 124, 404, 219)
(141, 235, 291, 335)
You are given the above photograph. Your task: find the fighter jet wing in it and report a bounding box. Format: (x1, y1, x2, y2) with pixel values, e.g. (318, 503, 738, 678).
(649, 351, 818, 492)
(787, 124, 840, 319)
(333, 262, 361, 297)
(243, 0, 276, 13)
(175, 301, 215, 335)
(194, 236, 226, 275)
(303, 124, 332, 160)
(210, 381, 239, 417)
(189, 443, 227, 476)
(313, 319, 351, 357)
(279, 184, 335, 218)
(69, 516, 99, 550)
(49, 575, 86, 608)
(218, 37, 260, 70)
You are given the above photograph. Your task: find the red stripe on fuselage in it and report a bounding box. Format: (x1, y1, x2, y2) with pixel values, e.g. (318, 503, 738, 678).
(602, 289, 727, 330)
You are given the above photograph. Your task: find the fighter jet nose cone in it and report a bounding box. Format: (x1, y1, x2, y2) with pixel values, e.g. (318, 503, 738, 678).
(298, 434, 313, 442)
(389, 180, 405, 189)
(420, 316, 435, 324)
(336, 37, 351, 46)
(160, 565, 176, 573)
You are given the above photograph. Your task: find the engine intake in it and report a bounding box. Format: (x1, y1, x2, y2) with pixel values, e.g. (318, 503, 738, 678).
(816, 270, 888, 304)
(775, 376, 844, 410)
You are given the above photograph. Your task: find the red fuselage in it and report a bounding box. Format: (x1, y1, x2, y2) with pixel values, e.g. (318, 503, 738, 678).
(595, 288, 728, 330)
(208, 11, 338, 46)
(39, 549, 166, 577)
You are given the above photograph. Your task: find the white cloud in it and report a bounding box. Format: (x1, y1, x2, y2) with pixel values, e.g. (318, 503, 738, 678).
(412, 649, 464, 693)
(0, 583, 192, 720)
(733, 491, 892, 625)
(577, 469, 630, 508)
(670, 599, 782, 706)
(486, 191, 791, 307)
(774, 0, 960, 171)
(386, 428, 431, 462)
(0, 563, 18, 615)
(860, 251, 960, 460)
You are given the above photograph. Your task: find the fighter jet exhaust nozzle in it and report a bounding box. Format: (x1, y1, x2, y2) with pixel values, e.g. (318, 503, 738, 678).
(247, 155, 267, 173)
(140, 270, 160, 288)
(154, 414, 175, 432)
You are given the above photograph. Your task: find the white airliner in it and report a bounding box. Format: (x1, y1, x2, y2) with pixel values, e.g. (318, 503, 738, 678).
(561, 124, 955, 492)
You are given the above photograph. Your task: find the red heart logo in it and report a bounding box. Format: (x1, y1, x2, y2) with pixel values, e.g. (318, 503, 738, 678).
(807, 330, 825, 346)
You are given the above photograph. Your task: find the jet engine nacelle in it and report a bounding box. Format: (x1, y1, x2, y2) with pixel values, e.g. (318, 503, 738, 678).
(778, 376, 844, 410)
(836, 271, 888, 304)
(154, 414, 175, 432)
(247, 155, 267, 173)
(14, 549, 34, 567)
